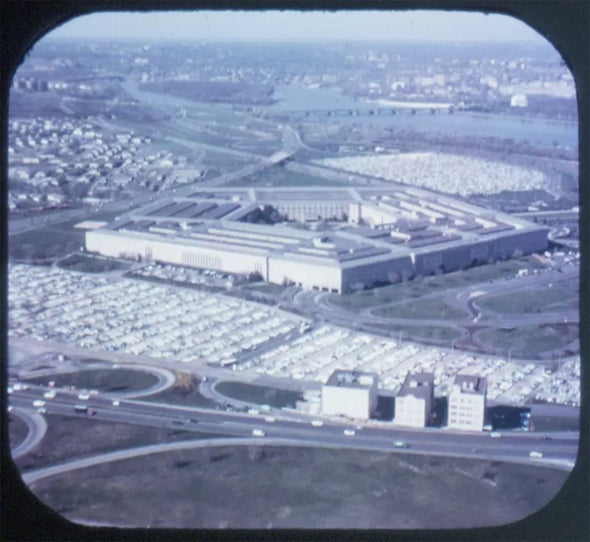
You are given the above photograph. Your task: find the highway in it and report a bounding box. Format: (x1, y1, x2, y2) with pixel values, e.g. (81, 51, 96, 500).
(9, 384, 578, 474)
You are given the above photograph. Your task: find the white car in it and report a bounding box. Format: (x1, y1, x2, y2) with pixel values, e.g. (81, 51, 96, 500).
(43, 390, 56, 399)
(37, 407, 47, 414)
(264, 416, 276, 423)
(343, 429, 356, 437)
(78, 393, 90, 401)
(490, 432, 502, 438)
(311, 420, 324, 427)
(112, 400, 120, 407)
(252, 429, 266, 437)
(33, 400, 45, 408)
(529, 451, 543, 459)
(248, 409, 260, 415)
(394, 441, 409, 448)
(7, 386, 13, 395)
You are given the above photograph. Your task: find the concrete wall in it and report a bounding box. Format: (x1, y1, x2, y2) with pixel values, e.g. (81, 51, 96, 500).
(268, 257, 342, 292)
(447, 392, 486, 432)
(341, 255, 413, 292)
(395, 395, 428, 428)
(86, 230, 270, 278)
(322, 385, 377, 420)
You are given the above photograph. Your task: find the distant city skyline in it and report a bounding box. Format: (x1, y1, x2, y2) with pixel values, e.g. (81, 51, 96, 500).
(47, 10, 548, 44)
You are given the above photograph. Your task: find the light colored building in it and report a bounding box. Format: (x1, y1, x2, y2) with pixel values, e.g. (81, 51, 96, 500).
(322, 370, 378, 420)
(510, 94, 528, 107)
(447, 374, 487, 432)
(394, 372, 434, 428)
(85, 186, 548, 293)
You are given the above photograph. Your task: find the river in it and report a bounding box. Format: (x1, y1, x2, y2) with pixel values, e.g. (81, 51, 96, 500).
(123, 79, 578, 149)
(265, 85, 578, 149)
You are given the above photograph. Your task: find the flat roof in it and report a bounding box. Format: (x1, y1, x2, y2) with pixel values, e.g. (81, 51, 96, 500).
(398, 372, 434, 399)
(453, 374, 487, 395)
(325, 369, 378, 389)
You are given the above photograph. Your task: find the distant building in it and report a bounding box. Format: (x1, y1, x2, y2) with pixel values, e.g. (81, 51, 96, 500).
(447, 375, 487, 432)
(394, 372, 434, 428)
(510, 94, 528, 107)
(322, 370, 378, 420)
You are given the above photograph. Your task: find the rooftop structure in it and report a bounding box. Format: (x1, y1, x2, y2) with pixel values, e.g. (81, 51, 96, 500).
(86, 186, 548, 293)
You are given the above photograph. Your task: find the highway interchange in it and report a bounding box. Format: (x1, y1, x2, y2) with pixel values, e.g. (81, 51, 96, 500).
(9, 378, 578, 484)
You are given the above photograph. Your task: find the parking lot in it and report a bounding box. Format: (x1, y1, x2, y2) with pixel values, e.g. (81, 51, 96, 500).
(8, 264, 580, 408)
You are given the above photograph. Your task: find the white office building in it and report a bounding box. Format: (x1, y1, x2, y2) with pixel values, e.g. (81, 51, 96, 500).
(322, 370, 378, 420)
(394, 372, 434, 428)
(447, 374, 487, 432)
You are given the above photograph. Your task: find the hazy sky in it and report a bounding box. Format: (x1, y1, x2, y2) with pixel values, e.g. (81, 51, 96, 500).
(47, 10, 547, 44)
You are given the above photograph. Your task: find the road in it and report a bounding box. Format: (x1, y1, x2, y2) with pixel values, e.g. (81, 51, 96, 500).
(9, 385, 578, 473)
(287, 265, 579, 356)
(11, 407, 48, 459)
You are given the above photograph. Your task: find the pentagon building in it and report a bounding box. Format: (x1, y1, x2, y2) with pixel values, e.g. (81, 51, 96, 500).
(86, 185, 548, 294)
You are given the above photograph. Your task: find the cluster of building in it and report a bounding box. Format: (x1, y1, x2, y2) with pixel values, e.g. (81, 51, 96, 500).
(322, 369, 488, 432)
(85, 186, 548, 294)
(315, 152, 549, 197)
(7, 117, 197, 213)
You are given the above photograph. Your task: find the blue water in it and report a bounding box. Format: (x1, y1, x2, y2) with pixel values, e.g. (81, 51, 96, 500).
(124, 79, 578, 149)
(265, 85, 578, 149)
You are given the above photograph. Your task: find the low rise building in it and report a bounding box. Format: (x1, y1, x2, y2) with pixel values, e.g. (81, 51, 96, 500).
(447, 374, 487, 432)
(394, 372, 434, 428)
(322, 369, 378, 420)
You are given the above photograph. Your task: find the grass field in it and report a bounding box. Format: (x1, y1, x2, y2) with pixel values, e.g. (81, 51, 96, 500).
(373, 296, 469, 321)
(144, 382, 218, 410)
(25, 369, 159, 394)
(225, 167, 348, 187)
(13, 414, 226, 472)
(243, 282, 286, 296)
(214, 381, 303, 409)
(477, 323, 579, 358)
(8, 414, 29, 450)
(28, 445, 570, 529)
(57, 253, 131, 274)
(477, 279, 578, 315)
(329, 257, 545, 313)
(9, 227, 85, 262)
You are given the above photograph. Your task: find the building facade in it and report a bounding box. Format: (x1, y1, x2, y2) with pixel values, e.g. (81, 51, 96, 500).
(447, 374, 487, 432)
(322, 370, 378, 420)
(394, 372, 434, 428)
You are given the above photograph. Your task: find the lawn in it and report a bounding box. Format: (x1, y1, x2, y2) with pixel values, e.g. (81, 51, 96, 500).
(57, 253, 131, 274)
(214, 381, 302, 409)
(25, 369, 159, 394)
(28, 445, 570, 529)
(477, 323, 579, 358)
(477, 279, 578, 315)
(225, 168, 348, 187)
(373, 296, 469, 321)
(9, 226, 85, 263)
(329, 257, 546, 313)
(13, 414, 225, 472)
